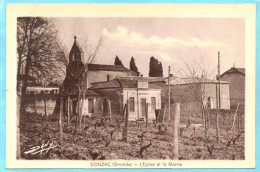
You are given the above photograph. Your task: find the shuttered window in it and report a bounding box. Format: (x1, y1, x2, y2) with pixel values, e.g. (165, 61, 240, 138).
(129, 97, 135, 112)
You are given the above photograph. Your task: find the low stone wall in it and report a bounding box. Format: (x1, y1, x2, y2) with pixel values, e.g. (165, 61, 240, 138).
(25, 94, 58, 116)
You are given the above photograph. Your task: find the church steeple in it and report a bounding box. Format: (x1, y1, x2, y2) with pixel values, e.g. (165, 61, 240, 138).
(69, 36, 84, 63)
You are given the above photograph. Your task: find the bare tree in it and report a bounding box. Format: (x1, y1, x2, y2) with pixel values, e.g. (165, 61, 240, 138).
(17, 17, 68, 158)
(173, 56, 215, 132)
(17, 17, 67, 116)
(57, 34, 103, 133)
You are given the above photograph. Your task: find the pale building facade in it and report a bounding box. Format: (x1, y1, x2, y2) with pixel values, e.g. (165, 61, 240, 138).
(90, 79, 161, 121)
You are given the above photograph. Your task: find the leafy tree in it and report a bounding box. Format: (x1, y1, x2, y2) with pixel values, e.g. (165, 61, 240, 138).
(129, 56, 138, 73)
(158, 62, 163, 77)
(149, 56, 163, 77)
(114, 55, 124, 67)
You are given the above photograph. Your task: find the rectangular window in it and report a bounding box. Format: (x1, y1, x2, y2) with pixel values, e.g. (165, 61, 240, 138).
(129, 97, 135, 112)
(151, 97, 156, 112)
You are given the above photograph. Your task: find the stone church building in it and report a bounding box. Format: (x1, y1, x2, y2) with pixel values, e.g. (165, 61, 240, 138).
(60, 36, 138, 118)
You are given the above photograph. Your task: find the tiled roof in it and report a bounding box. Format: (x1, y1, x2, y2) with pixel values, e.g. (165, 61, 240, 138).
(167, 77, 229, 86)
(90, 79, 122, 89)
(80, 90, 100, 97)
(90, 79, 161, 89)
(220, 67, 245, 77)
(88, 64, 133, 72)
(62, 89, 100, 96)
(116, 76, 168, 82)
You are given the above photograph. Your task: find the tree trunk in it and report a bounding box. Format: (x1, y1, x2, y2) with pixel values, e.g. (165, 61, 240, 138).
(162, 105, 166, 123)
(172, 103, 180, 160)
(79, 90, 86, 131)
(16, 94, 21, 159)
(59, 97, 63, 145)
(67, 96, 70, 125)
(20, 29, 33, 116)
(17, 21, 28, 92)
(122, 103, 129, 142)
(78, 89, 81, 132)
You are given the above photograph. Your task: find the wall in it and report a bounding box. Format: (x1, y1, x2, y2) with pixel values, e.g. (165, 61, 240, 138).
(221, 73, 245, 109)
(92, 88, 123, 115)
(150, 82, 230, 109)
(62, 96, 103, 118)
(86, 70, 134, 88)
(122, 88, 161, 121)
(203, 83, 230, 109)
(26, 95, 58, 115)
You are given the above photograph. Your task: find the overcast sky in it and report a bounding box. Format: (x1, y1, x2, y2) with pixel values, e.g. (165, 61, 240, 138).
(50, 18, 245, 78)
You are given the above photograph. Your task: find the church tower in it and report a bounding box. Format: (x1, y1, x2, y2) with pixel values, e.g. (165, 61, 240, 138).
(69, 36, 85, 63)
(63, 36, 86, 92)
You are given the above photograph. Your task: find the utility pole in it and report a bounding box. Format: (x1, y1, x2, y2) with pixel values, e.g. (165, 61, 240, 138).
(217, 51, 220, 143)
(168, 66, 171, 124)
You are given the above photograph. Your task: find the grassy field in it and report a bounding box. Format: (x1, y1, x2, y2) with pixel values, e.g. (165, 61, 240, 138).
(20, 113, 244, 160)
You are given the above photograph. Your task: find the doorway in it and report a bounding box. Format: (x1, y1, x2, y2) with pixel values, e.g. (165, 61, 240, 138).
(88, 98, 94, 113)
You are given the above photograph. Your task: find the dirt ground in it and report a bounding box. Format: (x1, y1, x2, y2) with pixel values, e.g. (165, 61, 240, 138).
(20, 113, 244, 160)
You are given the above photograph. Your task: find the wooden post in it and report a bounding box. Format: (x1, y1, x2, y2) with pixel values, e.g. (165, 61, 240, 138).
(172, 103, 180, 160)
(67, 96, 70, 125)
(216, 51, 221, 143)
(201, 103, 205, 128)
(168, 66, 171, 123)
(146, 103, 148, 128)
(231, 103, 239, 132)
(216, 112, 219, 142)
(208, 110, 210, 128)
(238, 110, 241, 131)
(122, 103, 129, 142)
(59, 97, 63, 144)
(122, 103, 127, 122)
(44, 95, 47, 116)
(108, 99, 112, 120)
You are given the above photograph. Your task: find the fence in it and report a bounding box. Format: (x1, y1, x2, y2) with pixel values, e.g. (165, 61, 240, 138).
(162, 102, 245, 131)
(208, 109, 245, 131)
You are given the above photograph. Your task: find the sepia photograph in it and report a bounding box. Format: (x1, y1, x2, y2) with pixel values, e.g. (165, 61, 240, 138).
(5, 4, 256, 169)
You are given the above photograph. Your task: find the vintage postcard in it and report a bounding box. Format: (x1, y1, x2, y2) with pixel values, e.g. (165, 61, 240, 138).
(6, 4, 255, 168)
